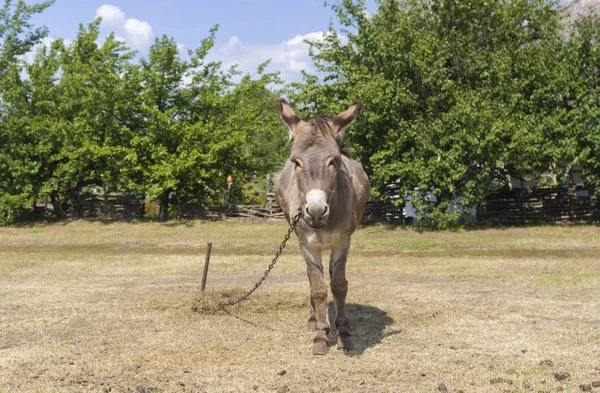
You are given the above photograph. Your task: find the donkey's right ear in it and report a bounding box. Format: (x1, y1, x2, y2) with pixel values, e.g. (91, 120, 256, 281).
(277, 98, 304, 140)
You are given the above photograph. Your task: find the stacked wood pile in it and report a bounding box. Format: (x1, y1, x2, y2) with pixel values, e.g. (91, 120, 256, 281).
(477, 185, 600, 225)
(69, 192, 145, 220)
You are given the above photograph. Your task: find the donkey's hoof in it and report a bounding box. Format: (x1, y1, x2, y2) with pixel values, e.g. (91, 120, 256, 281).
(337, 333, 352, 350)
(312, 340, 329, 355)
(307, 319, 317, 332)
(312, 331, 329, 355)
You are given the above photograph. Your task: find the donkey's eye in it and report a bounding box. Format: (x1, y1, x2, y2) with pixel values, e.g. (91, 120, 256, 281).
(328, 159, 336, 167)
(293, 160, 302, 169)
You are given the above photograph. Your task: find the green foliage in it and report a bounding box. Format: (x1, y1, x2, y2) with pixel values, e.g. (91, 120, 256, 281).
(288, 0, 597, 228)
(0, 0, 55, 76)
(0, 0, 56, 224)
(1, 7, 288, 224)
(561, 12, 600, 189)
(122, 31, 285, 220)
(2, 0, 599, 227)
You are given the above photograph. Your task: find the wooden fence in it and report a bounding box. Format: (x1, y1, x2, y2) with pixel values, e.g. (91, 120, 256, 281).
(179, 200, 408, 224)
(25, 186, 599, 226)
(69, 192, 145, 220)
(179, 203, 284, 220)
(362, 201, 407, 225)
(477, 185, 600, 225)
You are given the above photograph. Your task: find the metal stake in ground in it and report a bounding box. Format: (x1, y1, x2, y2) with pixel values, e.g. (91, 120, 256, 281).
(201, 242, 213, 292)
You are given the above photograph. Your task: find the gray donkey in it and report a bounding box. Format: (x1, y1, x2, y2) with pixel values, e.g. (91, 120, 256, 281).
(275, 98, 370, 355)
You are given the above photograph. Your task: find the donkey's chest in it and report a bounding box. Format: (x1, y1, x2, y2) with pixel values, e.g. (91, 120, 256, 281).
(305, 230, 340, 250)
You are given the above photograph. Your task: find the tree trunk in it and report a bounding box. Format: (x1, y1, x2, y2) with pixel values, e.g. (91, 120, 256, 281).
(51, 191, 67, 220)
(567, 166, 574, 187)
(159, 191, 170, 221)
(140, 193, 146, 218)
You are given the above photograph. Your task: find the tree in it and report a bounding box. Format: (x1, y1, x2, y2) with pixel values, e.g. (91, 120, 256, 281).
(1, 11, 288, 224)
(0, 0, 54, 76)
(288, 0, 568, 228)
(123, 29, 284, 221)
(0, 0, 55, 224)
(37, 21, 140, 218)
(561, 11, 600, 190)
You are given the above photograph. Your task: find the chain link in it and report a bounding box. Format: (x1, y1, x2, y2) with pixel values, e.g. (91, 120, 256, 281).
(219, 206, 304, 307)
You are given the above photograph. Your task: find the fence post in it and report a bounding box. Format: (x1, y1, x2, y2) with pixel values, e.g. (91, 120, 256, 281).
(201, 242, 213, 292)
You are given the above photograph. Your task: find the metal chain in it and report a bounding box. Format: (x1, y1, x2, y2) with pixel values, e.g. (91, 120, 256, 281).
(219, 206, 303, 307)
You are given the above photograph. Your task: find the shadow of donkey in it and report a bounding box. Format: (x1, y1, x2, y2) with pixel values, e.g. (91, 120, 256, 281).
(329, 303, 400, 355)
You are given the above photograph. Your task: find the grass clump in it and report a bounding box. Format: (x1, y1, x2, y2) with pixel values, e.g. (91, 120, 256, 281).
(191, 288, 247, 315)
(192, 288, 309, 315)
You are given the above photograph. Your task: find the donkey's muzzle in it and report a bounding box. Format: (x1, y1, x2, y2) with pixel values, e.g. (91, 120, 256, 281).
(304, 190, 330, 228)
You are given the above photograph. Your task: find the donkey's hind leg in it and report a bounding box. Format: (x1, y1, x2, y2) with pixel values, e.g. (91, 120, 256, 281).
(301, 244, 330, 355)
(330, 237, 351, 350)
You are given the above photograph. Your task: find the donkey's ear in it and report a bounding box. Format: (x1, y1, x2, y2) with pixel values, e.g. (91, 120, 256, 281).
(333, 100, 363, 140)
(277, 98, 304, 140)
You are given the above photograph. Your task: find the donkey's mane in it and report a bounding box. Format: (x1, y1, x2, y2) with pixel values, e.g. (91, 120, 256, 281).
(308, 115, 354, 158)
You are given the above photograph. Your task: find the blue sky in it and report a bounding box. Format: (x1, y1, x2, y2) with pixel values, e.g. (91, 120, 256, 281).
(30, 0, 377, 82)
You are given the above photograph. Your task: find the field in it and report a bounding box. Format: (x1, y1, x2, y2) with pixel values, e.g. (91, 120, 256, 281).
(1, 220, 600, 393)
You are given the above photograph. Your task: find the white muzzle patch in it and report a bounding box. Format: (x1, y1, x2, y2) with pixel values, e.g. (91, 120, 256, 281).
(305, 189, 329, 221)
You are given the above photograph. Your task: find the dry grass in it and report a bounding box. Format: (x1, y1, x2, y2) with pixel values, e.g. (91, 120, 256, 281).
(1, 220, 600, 393)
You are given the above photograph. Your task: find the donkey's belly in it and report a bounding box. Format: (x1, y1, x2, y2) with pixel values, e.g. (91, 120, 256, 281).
(306, 229, 340, 250)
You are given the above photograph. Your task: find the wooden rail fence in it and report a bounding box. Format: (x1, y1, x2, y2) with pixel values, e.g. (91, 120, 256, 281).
(69, 192, 145, 220)
(24, 186, 599, 226)
(179, 200, 408, 224)
(477, 185, 599, 225)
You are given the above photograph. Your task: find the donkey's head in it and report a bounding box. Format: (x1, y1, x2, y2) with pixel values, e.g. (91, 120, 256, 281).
(277, 98, 362, 228)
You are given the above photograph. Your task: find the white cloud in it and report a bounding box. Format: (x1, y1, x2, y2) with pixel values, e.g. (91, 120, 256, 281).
(123, 19, 153, 50)
(96, 4, 153, 50)
(96, 4, 124, 30)
(206, 31, 330, 83)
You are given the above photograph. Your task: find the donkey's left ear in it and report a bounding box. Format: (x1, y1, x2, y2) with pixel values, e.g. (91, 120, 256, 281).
(333, 100, 363, 140)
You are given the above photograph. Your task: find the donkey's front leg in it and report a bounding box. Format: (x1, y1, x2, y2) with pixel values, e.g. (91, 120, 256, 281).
(330, 237, 351, 350)
(301, 244, 330, 355)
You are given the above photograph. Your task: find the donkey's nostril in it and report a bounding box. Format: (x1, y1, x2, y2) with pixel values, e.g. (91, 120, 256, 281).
(322, 205, 329, 216)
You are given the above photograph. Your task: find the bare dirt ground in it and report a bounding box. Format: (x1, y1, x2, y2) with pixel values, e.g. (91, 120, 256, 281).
(1, 221, 600, 393)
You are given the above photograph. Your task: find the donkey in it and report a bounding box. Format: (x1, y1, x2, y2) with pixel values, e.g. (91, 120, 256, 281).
(275, 98, 370, 355)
